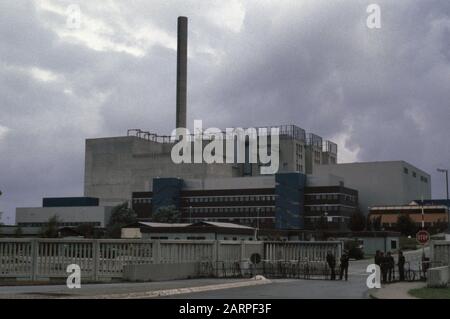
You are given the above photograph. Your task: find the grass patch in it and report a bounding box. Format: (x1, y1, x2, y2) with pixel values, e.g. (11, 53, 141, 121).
(409, 287, 450, 299)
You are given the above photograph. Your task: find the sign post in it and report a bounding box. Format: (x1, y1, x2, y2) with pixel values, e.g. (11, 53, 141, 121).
(416, 230, 430, 245)
(416, 229, 430, 279)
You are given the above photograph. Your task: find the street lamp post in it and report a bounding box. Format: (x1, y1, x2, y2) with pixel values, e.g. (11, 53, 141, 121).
(0, 190, 2, 224)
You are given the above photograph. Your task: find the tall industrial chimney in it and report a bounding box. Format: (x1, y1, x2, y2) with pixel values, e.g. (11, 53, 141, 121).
(176, 16, 188, 129)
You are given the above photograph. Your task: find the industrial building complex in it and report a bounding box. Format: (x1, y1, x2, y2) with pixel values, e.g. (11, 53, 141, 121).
(11, 16, 436, 237)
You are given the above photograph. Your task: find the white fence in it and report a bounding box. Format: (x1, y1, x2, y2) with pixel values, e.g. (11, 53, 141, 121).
(0, 239, 342, 281)
(431, 240, 450, 266)
(264, 241, 342, 262)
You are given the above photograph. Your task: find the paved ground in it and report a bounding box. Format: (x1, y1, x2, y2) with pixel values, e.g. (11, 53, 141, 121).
(0, 260, 371, 299)
(0, 278, 251, 299)
(164, 259, 372, 299)
(370, 281, 425, 299)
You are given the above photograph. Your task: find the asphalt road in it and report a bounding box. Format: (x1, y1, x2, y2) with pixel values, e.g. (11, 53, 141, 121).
(0, 278, 248, 299)
(163, 248, 430, 299)
(164, 259, 373, 299)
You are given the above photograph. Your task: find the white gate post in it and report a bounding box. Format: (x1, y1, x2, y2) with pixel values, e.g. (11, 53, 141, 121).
(152, 240, 161, 263)
(240, 242, 246, 262)
(213, 241, 219, 277)
(93, 240, 99, 281)
(31, 239, 38, 281)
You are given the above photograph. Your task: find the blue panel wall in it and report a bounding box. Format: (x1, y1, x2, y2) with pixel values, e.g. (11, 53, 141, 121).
(275, 173, 306, 229)
(43, 197, 99, 207)
(152, 178, 183, 213)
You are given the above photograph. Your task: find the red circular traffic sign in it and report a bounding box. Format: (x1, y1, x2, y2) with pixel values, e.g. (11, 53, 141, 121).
(416, 230, 430, 245)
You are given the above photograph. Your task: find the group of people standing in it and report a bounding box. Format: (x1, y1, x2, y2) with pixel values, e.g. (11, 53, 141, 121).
(375, 250, 406, 283)
(326, 250, 409, 283)
(326, 250, 350, 281)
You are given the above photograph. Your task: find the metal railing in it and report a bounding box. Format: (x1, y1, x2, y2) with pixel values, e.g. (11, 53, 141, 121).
(0, 239, 342, 281)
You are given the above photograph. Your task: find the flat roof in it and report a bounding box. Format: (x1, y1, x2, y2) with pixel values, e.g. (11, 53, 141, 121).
(370, 205, 448, 210)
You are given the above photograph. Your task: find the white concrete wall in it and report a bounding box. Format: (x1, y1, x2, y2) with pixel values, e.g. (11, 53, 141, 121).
(316, 161, 431, 214)
(182, 175, 275, 191)
(121, 228, 142, 239)
(359, 236, 399, 255)
(84, 137, 238, 206)
(306, 173, 345, 187)
(84, 135, 317, 206)
(16, 206, 113, 227)
(123, 262, 199, 281)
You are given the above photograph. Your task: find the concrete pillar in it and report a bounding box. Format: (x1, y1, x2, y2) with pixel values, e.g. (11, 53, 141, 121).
(176, 16, 188, 129)
(31, 239, 38, 281)
(153, 240, 161, 264)
(92, 240, 99, 281)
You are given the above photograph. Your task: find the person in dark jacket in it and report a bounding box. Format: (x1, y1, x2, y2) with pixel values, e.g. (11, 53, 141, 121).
(398, 250, 405, 281)
(374, 250, 381, 267)
(339, 250, 350, 281)
(379, 252, 388, 283)
(422, 255, 430, 280)
(386, 251, 395, 282)
(326, 251, 336, 280)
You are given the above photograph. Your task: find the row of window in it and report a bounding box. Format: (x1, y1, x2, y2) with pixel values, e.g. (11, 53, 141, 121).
(314, 150, 321, 163)
(295, 144, 304, 155)
(305, 205, 351, 212)
(305, 216, 350, 222)
(133, 198, 152, 204)
(295, 163, 304, 172)
(17, 222, 101, 227)
(185, 195, 276, 203)
(305, 193, 356, 202)
(382, 221, 445, 228)
(183, 206, 275, 214)
(403, 167, 428, 183)
(186, 217, 275, 224)
(134, 194, 356, 206)
(150, 236, 257, 241)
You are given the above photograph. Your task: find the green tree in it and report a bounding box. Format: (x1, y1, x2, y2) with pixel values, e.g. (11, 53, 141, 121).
(40, 215, 60, 238)
(366, 216, 372, 230)
(152, 205, 181, 223)
(106, 202, 137, 238)
(76, 224, 95, 238)
(396, 214, 417, 236)
(426, 220, 448, 235)
(14, 226, 23, 237)
(370, 216, 382, 231)
(349, 211, 366, 231)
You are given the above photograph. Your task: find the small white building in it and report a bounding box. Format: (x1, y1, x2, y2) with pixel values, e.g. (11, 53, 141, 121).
(16, 197, 114, 229)
(122, 221, 257, 241)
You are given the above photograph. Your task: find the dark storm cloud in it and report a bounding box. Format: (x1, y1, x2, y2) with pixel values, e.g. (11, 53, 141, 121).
(1, 0, 449, 223)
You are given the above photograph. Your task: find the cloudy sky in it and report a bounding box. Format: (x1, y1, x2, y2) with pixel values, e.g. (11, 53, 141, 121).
(1, 0, 449, 223)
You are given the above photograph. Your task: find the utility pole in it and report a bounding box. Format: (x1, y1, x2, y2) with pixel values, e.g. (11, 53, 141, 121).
(421, 195, 425, 230)
(0, 190, 2, 225)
